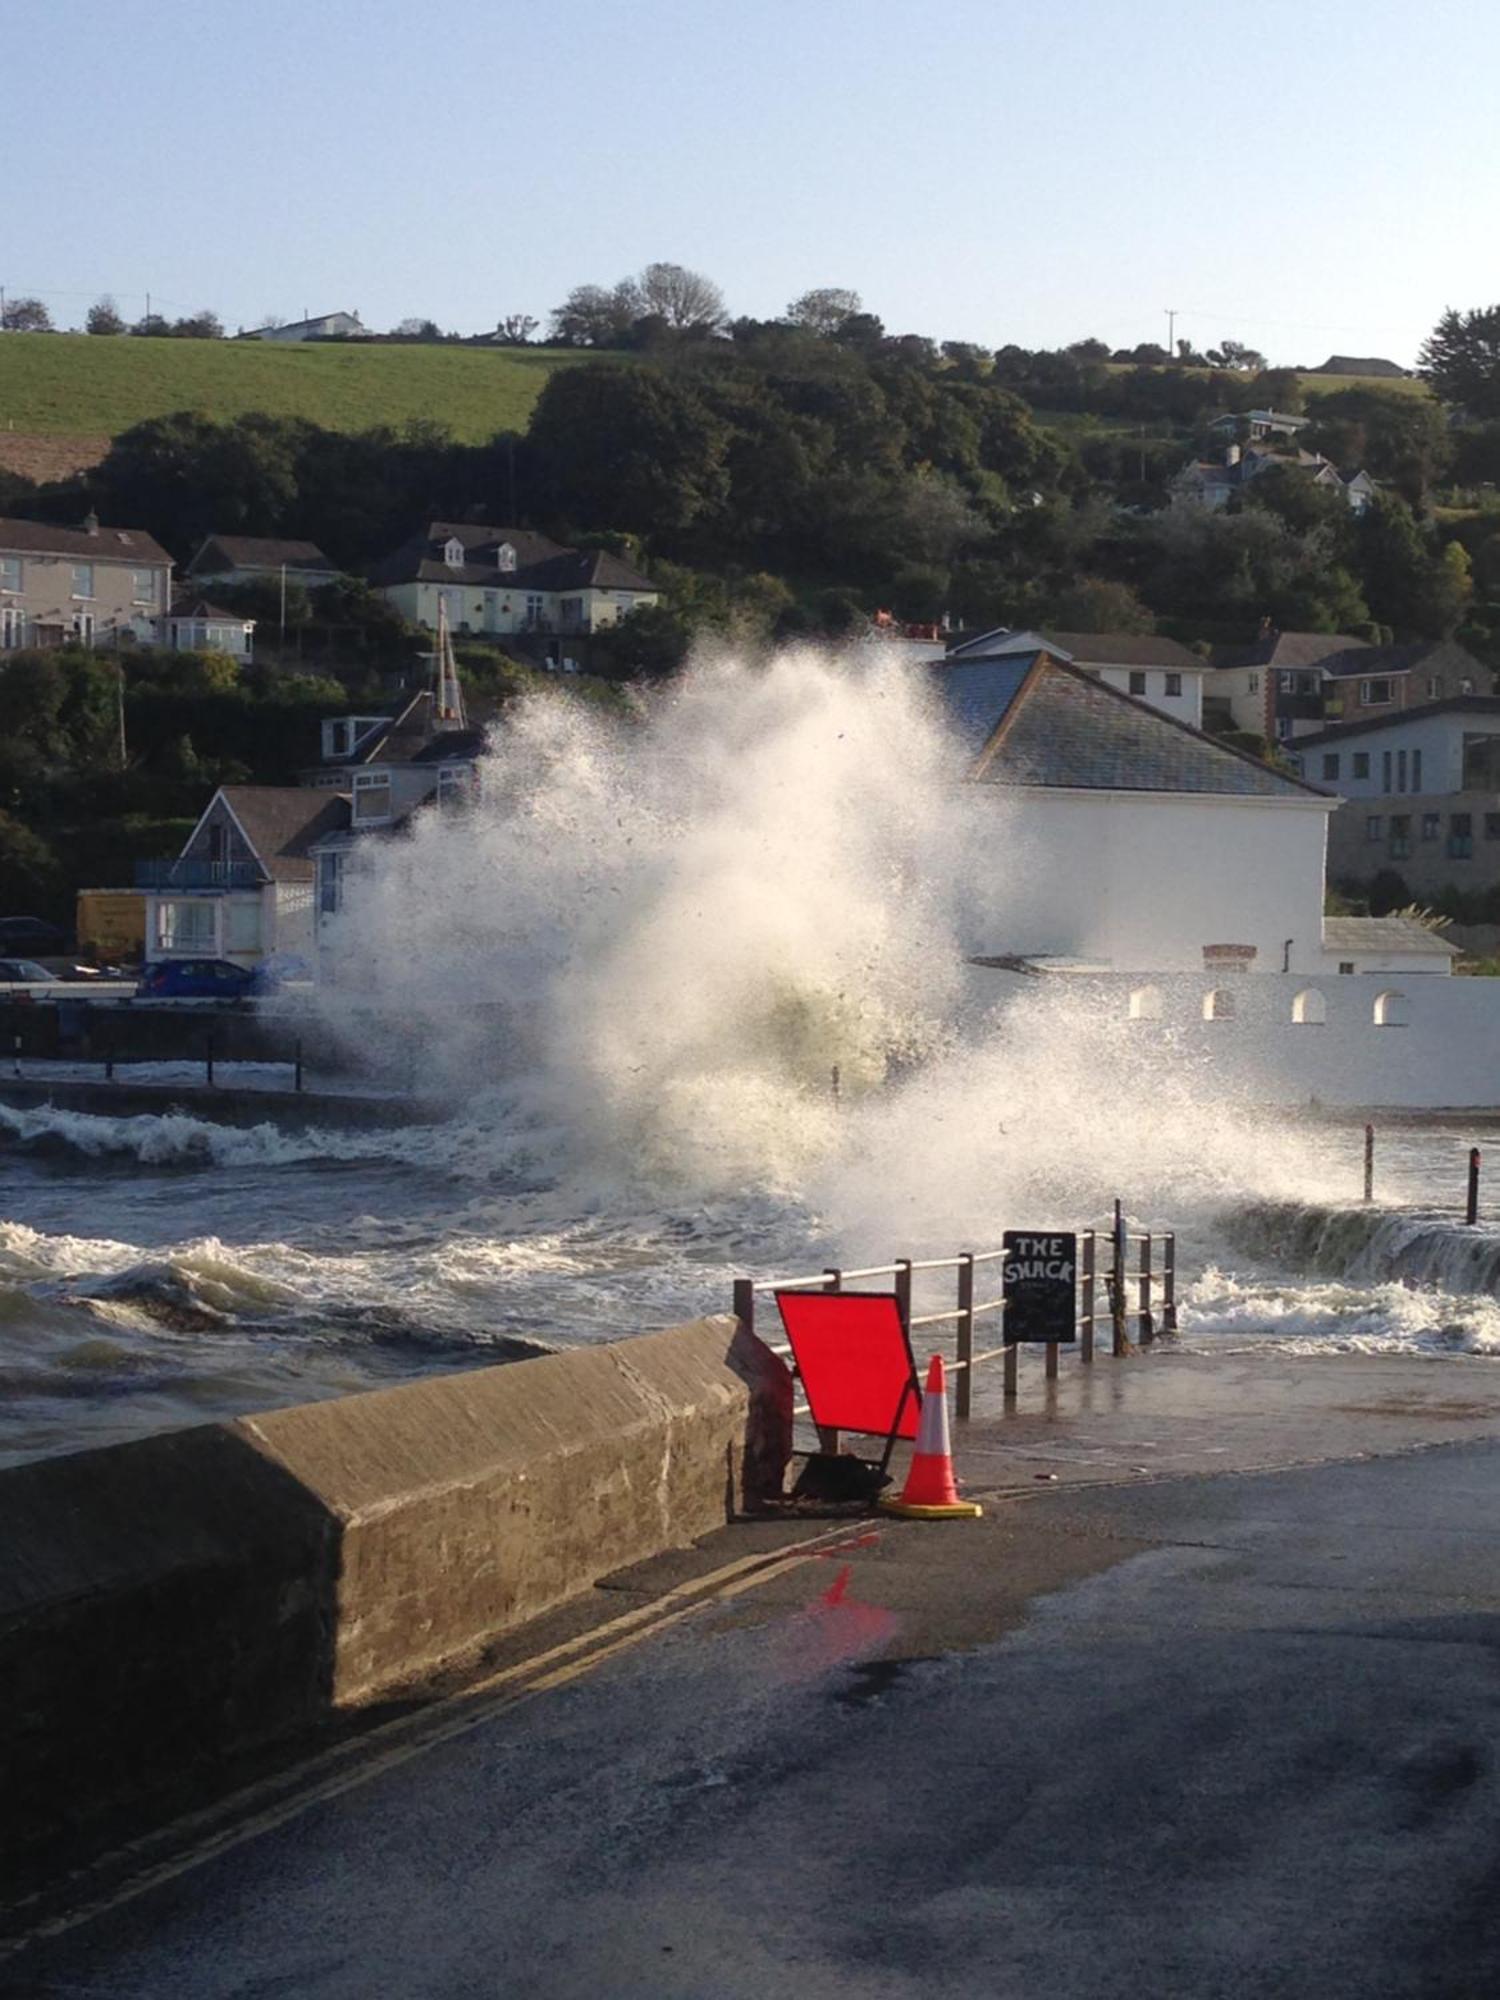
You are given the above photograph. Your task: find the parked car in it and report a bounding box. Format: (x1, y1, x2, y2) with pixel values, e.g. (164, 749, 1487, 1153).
(133, 959, 280, 1001)
(0, 918, 68, 955)
(0, 960, 58, 984)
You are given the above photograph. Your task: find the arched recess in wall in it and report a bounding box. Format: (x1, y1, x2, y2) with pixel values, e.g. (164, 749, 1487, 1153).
(1373, 989, 1409, 1027)
(1203, 988, 1236, 1021)
(1292, 989, 1327, 1025)
(1129, 985, 1163, 1021)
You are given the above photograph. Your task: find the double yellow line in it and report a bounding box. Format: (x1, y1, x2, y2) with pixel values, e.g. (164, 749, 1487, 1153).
(3, 1522, 863, 1958)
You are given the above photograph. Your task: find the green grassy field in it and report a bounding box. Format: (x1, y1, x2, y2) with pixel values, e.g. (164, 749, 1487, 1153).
(0, 333, 602, 442)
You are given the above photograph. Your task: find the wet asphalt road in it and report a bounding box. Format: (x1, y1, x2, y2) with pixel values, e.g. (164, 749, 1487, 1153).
(9, 1442, 1500, 1998)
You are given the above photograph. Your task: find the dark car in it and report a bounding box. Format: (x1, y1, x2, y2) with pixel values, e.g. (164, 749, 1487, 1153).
(133, 959, 279, 1001)
(0, 918, 67, 955)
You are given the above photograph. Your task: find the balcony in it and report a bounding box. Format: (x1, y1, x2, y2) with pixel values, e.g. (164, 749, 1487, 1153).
(134, 859, 266, 890)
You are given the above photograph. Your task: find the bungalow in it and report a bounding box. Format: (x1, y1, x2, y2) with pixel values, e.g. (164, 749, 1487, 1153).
(0, 512, 173, 651)
(370, 521, 658, 642)
(1208, 409, 1309, 444)
(138, 787, 350, 970)
(945, 628, 1207, 727)
(931, 650, 1336, 974)
(186, 535, 340, 592)
(167, 596, 255, 662)
(242, 311, 366, 343)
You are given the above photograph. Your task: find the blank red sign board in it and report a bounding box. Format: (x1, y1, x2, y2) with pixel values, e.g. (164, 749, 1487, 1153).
(773, 1290, 921, 1441)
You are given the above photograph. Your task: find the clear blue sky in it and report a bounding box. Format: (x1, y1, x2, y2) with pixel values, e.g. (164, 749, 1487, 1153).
(6, 0, 1495, 365)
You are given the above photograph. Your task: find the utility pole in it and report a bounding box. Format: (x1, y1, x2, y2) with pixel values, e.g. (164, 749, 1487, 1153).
(1165, 308, 1177, 357)
(279, 561, 287, 658)
(116, 660, 127, 770)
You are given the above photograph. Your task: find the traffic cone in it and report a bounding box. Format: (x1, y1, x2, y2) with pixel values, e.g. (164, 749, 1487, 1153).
(879, 1353, 982, 1519)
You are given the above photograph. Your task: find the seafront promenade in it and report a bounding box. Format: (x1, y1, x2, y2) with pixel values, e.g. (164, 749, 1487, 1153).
(7, 1348, 1500, 1997)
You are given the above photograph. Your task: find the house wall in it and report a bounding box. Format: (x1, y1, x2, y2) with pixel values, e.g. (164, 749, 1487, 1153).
(1327, 789, 1500, 894)
(1204, 665, 1272, 738)
(963, 788, 1333, 974)
(1295, 714, 1500, 800)
(252, 314, 362, 343)
(0, 549, 169, 648)
(1094, 665, 1204, 729)
(963, 965, 1500, 1109)
(190, 563, 339, 591)
(378, 579, 657, 638)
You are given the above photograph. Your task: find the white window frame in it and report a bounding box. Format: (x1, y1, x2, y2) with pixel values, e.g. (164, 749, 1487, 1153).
(1164, 672, 1183, 698)
(131, 569, 157, 606)
(71, 563, 94, 600)
(0, 606, 25, 650)
(443, 538, 465, 568)
(352, 770, 393, 824)
(0, 555, 20, 594)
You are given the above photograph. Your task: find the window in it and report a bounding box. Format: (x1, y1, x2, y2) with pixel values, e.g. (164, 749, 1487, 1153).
(1321, 754, 1340, 780)
(1164, 672, 1182, 697)
(436, 764, 471, 808)
(1382, 751, 1392, 791)
(1338, 961, 1355, 975)
(0, 607, 25, 650)
(1292, 989, 1326, 1025)
(1423, 812, 1441, 841)
(72, 612, 95, 646)
(71, 563, 94, 599)
(1397, 749, 1407, 792)
(1389, 814, 1411, 858)
(1412, 748, 1422, 791)
(131, 569, 156, 606)
(0, 556, 20, 593)
(1487, 813, 1500, 841)
(443, 538, 465, 568)
(496, 543, 516, 573)
(1279, 670, 1295, 692)
(352, 771, 393, 823)
(1247, 673, 1259, 693)
(525, 593, 545, 626)
(1461, 677, 1475, 695)
(1449, 812, 1474, 859)
(1428, 676, 1442, 699)
(1128, 669, 1147, 695)
(158, 899, 216, 951)
(1361, 678, 1392, 705)
(1366, 816, 1384, 841)
(225, 900, 262, 952)
(318, 851, 343, 916)
(1353, 752, 1369, 778)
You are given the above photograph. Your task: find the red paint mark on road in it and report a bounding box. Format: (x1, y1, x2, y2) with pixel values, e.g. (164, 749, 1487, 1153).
(821, 1564, 852, 1607)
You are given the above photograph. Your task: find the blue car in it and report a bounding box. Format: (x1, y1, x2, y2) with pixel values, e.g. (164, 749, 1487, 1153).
(134, 958, 279, 1001)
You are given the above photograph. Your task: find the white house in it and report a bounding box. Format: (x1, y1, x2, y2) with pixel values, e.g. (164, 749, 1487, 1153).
(945, 628, 1208, 728)
(1208, 408, 1310, 443)
(243, 312, 365, 343)
(138, 788, 350, 969)
(167, 597, 255, 662)
(371, 522, 658, 640)
(1174, 445, 1374, 516)
(932, 651, 1337, 975)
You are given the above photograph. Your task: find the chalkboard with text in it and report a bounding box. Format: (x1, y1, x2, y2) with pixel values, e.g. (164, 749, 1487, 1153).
(1002, 1231, 1078, 1344)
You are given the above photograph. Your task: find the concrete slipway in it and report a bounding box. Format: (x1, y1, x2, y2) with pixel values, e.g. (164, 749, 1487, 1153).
(9, 1351, 1500, 1997)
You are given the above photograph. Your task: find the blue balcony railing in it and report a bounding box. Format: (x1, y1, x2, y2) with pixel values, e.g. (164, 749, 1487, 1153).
(134, 859, 266, 890)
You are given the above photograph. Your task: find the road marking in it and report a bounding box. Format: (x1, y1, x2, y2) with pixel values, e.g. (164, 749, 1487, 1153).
(2, 1522, 868, 1959)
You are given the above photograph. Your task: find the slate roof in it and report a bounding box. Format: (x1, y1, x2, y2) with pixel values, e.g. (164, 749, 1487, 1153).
(0, 515, 172, 565)
(190, 535, 336, 575)
(931, 652, 1326, 800)
(1322, 916, 1459, 958)
(1212, 631, 1369, 672)
(168, 596, 251, 621)
(1317, 639, 1487, 681)
(410, 728, 487, 765)
(218, 788, 351, 883)
(370, 521, 656, 593)
(1312, 356, 1408, 378)
(1042, 630, 1203, 670)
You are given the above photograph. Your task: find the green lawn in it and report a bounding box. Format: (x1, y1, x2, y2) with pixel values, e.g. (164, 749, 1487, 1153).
(0, 333, 605, 442)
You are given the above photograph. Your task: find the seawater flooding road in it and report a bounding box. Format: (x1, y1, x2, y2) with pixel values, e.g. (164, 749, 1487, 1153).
(9, 1358, 1500, 2000)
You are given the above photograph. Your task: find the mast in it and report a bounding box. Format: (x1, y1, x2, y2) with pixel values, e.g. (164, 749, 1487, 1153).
(433, 596, 466, 727)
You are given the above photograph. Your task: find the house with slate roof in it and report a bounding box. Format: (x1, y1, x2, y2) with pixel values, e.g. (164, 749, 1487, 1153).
(1207, 628, 1373, 741)
(370, 521, 658, 646)
(946, 628, 1208, 728)
(186, 535, 340, 592)
(930, 650, 1338, 974)
(0, 512, 173, 651)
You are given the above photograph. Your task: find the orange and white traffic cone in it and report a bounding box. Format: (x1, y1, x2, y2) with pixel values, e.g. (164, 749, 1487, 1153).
(879, 1353, 982, 1519)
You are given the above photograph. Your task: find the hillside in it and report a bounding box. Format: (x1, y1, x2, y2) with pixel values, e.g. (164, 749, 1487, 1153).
(0, 332, 605, 444)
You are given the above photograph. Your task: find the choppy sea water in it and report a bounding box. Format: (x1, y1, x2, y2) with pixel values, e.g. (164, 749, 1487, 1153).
(2, 1092, 1498, 1471)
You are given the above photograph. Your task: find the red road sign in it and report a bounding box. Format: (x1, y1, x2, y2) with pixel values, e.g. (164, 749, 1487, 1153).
(773, 1291, 921, 1440)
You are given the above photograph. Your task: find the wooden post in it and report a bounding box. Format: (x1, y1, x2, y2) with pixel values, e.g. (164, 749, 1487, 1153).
(1081, 1231, 1096, 1363)
(1468, 1148, 1481, 1226)
(1162, 1233, 1178, 1336)
(1003, 1338, 1018, 1402)
(1044, 1339, 1059, 1382)
(1363, 1123, 1374, 1204)
(1138, 1232, 1153, 1346)
(819, 1268, 844, 1455)
(956, 1253, 975, 1421)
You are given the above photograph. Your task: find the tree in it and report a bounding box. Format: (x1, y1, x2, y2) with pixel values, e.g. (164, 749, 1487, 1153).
(527, 364, 732, 536)
(1, 297, 52, 332)
(170, 309, 223, 339)
(1420, 305, 1500, 417)
(1046, 577, 1154, 633)
(634, 261, 726, 332)
(131, 313, 170, 337)
(1358, 494, 1469, 635)
(1206, 339, 1267, 372)
(1066, 337, 1111, 361)
(1303, 388, 1451, 504)
(548, 282, 638, 347)
(786, 287, 862, 338)
(392, 317, 443, 341)
(86, 296, 125, 335)
(492, 314, 539, 345)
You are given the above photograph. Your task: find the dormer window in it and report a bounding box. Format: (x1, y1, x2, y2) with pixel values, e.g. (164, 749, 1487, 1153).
(443, 538, 465, 569)
(352, 770, 393, 824)
(496, 543, 517, 573)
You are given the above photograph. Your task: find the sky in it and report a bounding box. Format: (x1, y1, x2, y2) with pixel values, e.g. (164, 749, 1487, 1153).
(4, 0, 1497, 366)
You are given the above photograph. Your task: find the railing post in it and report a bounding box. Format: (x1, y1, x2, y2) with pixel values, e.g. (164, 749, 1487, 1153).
(294, 1036, 304, 1094)
(1003, 1336, 1018, 1402)
(956, 1252, 974, 1421)
(732, 1277, 755, 1338)
(1111, 1200, 1129, 1357)
(1081, 1231, 1096, 1363)
(1162, 1232, 1178, 1335)
(205, 1030, 215, 1088)
(1139, 1231, 1154, 1346)
(1468, 1148, 1481, 1226)
(1363, 1123, 1375, 1204)
(820, 1267, 844, 1455)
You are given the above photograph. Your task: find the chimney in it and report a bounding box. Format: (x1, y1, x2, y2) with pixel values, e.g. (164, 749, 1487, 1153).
(82, 509, 99, 537)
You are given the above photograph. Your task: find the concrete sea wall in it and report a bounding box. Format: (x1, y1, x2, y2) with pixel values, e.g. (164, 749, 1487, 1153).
(0, 1315, 791, 1885)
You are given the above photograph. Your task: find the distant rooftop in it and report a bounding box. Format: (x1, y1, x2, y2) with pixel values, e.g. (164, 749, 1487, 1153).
(1322, 917, 1458, 958)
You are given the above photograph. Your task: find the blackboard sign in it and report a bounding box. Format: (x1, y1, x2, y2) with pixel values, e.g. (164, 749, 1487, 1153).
(1002, 1231, 1078, 1344)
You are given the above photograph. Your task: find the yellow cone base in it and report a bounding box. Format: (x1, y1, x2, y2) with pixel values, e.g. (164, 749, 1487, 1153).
(878, 1496, 983, 1520)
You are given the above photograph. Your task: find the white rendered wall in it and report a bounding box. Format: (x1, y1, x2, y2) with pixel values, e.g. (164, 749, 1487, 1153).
(1094, 665, 1204, 728)
(963, 789, 1333, 974)
(964, 965, 1500, 1109)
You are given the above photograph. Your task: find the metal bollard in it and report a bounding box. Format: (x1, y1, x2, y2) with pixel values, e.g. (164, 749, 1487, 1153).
(1162, 1233, 1178, 1336)
(1111, 1199, 1129, 1356)
(1468, 1148, 1481, 1226)
(956, 1253, 975, 1421)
